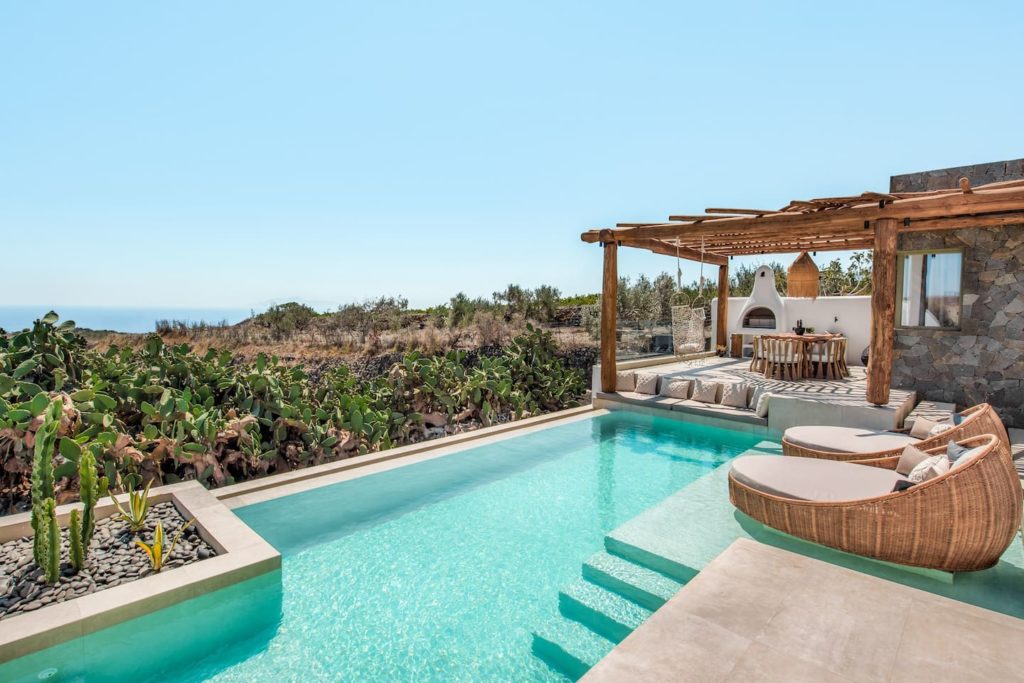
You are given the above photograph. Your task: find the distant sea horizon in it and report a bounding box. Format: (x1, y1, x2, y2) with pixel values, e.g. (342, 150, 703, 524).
(0, 306, 253, 334)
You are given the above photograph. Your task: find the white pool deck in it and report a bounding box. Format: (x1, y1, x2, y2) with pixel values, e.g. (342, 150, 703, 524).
(580, 443, 1024, 683)
(583, 538, 1024, 683)
(595, 356, 920, 434)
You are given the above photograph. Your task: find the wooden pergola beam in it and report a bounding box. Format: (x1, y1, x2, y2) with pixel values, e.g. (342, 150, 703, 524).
(902, 211, 1024, 233)
(666, 215, 737, 222)
(704, 208, 777, 215)
(623, 238, 729, 265)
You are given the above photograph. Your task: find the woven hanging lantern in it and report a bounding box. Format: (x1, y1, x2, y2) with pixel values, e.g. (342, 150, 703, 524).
(787, 251, 820, 298)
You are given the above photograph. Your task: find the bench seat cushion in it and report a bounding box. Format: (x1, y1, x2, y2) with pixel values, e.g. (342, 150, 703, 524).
(784, 426, 919, 454)
(731, 455, 908, 501)
(671, 399, 767, 426)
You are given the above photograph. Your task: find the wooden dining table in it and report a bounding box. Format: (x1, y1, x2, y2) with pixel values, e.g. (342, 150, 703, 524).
(756, 332, 849, 380)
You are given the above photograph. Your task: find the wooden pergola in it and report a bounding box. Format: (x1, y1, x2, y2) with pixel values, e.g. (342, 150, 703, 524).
(581, 177, 1024, 405)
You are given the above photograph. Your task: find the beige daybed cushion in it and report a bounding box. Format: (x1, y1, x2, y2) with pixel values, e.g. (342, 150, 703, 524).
(783, 426, 919, 454)
(730, 455, 908, 501)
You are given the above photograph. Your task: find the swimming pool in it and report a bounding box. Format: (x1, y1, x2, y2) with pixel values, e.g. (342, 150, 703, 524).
(0, 411, 770, 682)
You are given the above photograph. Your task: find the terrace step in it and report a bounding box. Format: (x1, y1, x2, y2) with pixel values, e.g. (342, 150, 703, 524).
(558, 578, 653, 643)
(581, 551, 683, 611)
(531, 614, 616, 681)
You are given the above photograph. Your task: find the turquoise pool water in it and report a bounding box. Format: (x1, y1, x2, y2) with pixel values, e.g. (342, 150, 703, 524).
(0, 411, 768, 682)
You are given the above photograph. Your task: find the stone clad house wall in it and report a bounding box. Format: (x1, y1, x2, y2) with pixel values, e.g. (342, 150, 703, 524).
(889, 159, 1024, 427)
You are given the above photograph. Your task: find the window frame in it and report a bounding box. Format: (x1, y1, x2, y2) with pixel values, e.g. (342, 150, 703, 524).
(894, 247, 965, 331)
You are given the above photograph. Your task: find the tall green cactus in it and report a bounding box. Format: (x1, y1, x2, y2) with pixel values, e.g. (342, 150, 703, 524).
(69, 508, 83, 571)
(43, 498, 61, 583)
(69, 448, 108, 571)
(31, 399, 62, 567)
(79, 448, 101, 547)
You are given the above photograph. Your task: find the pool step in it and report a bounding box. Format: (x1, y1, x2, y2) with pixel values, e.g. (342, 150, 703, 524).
(533, 553, 670, 679)
(558, 578, 653, 643)
(605, 535, 699, 584)
(532, 614, 615, 681)
(581, 551, 683, 611)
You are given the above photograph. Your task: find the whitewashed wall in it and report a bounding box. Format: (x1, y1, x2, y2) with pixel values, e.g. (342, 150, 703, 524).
(711, 295, 872, 365)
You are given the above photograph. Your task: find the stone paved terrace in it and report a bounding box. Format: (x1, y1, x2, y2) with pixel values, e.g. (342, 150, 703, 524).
(595, 357, 920, 434)
(583, 539, 1024, 683)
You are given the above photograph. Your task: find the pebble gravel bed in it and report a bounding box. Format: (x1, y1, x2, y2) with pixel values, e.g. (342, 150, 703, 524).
(0, 501, 215, 620)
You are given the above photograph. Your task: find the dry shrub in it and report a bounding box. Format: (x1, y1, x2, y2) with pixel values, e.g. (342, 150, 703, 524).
(411, 326, 448, 356)
(473, 313, 512, 347)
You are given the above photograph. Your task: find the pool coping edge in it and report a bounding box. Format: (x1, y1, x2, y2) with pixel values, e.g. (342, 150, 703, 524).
(215, 404, 602, 508)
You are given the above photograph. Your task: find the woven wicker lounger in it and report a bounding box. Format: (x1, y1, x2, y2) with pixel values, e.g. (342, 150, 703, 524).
(729, 435, 1022, 572)
(781, 403, 1010, 469)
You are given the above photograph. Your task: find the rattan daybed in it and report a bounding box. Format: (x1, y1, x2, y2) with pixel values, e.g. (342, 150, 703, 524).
(728, 435, 1022, 572)
(781, 403, 1010, 469)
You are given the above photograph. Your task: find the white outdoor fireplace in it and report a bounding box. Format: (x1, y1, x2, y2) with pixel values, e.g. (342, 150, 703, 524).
(736, 266, 786, 334)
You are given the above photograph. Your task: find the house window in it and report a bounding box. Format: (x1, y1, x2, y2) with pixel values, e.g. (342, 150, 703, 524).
(897, 249, 963, 329)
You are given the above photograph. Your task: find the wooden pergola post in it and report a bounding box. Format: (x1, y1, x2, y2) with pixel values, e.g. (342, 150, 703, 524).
(716, 263, 729, 352)
(867, 217, 898, 405)
(599, 230, 618, 393)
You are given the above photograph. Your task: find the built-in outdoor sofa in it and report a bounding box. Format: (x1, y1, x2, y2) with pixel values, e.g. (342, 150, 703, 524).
(594, 370, 769, 427)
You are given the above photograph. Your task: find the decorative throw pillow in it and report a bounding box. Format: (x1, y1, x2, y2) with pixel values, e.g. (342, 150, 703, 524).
(615, 371, 636, 392)
(928, 422, 954, 437)
(945, 439, 970, 462)
(659, 378, 691, 399)
(634, 372, 659, 395)
(909, 417, 940, 440)
(748, 385, 765, 410)
(690, 380, 719, 404)
(896, 444, 932, 476)
(891, 480, 915, 492)
(720, 383, 750, 408)
(754, 391, 772, 418)
(907, 454, 950, 484)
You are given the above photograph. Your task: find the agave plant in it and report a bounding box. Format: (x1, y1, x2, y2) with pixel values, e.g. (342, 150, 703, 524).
(135, 518, 194, 572)
(110, 478, 153, 532)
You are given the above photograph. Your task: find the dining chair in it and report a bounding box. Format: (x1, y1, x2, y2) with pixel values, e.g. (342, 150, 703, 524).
(749, 336, 766, 373)
(836, 337, 849, 378)
(764, 338, 802, 381)
(811, 337, 844, 380)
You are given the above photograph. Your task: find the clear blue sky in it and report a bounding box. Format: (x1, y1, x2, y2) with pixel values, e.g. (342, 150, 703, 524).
(4, 1, 1022, 312)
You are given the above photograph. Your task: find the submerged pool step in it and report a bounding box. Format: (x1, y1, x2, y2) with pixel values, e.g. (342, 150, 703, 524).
(581, 551, 683, 611)
(604, 535, 699, 585)
(558, 579, 653, 643)
(532, 615, 615, 681)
